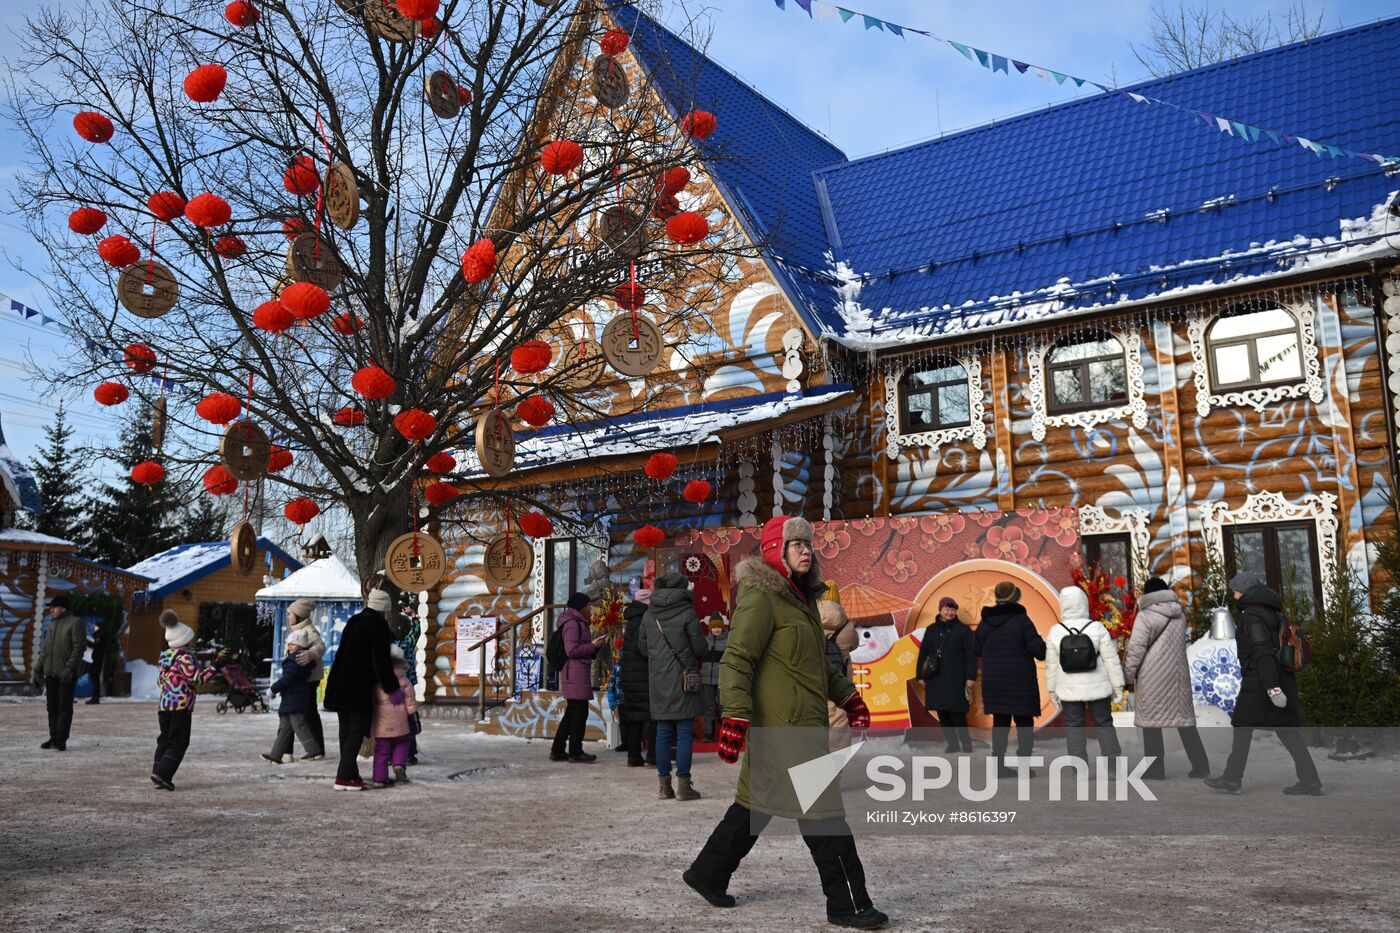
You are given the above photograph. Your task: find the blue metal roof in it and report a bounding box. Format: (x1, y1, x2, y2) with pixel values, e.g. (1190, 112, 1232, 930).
(128, 537, 302, 600)
(607, 5, 1400, 347)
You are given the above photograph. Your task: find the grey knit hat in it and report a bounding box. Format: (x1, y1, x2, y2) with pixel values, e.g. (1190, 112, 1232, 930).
(1228, 572, 1265, 593)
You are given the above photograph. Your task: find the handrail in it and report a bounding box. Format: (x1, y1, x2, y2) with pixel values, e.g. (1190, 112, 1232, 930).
(464, 603, 562, 652)
(470, 603, 566, 721)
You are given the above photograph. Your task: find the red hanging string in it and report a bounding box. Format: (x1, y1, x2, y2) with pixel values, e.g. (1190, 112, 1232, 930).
(313, 112, 333, 258)
(630, 260, 639, 341)
(147, 217, 159, 284)
(493, 358, 500, 408)
(503, 502, 514, 559)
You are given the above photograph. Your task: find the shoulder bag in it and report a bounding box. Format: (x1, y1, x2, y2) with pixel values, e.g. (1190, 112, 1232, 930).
(655, 618, 701, 693)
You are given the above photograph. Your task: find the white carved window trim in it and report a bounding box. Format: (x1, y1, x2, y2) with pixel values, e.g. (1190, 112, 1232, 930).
(1188, 304, 1324, 417)
(1026, 330, 1147, 442)
(1077, 504, 1151, 588)
(1198, 491, 1339, 606)
(529, 529, 609, 640)
(884, 355, 987, 458)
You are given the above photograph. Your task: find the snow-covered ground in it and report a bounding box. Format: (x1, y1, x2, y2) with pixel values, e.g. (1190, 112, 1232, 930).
(1, 699, 1397, 932)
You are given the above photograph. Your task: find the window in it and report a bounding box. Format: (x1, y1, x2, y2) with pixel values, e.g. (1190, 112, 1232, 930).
(1046, 334, 1127, 413)
(898, 358, 971, 432)
(1223, 521, 1322, 613)
(544, 537, 605, 630)
(1206, 306, 1302, 391)
(1082, 533, 1133, 590)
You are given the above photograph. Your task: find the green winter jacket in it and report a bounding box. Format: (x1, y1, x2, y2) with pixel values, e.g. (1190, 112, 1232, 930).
(35, 611, 86, 681)
(636, 572, 707, 721)
(720, 556, 856, 820)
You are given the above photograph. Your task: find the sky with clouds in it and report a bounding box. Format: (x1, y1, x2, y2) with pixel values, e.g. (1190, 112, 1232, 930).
(0, 0, 1395, 468)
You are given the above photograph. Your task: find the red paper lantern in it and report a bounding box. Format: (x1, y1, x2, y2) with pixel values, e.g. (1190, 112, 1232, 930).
(93, 382, 129, 406)
(644, 452, 677, 480)
(68, 207, 107, 235)
(146, 191, 186, 221)
(183, 64, 228, 103)
(683, 480, 711, 504)
(267, 446, 293, 473)
(131, 460, 166, 485)
(213, 236, 246, 258)
(457, 85, 472, 106)
(124, 343, 157, 373)
(225, 1, 259, 27)
(666, 211, 709, 245)
(517, 396, 555, 428)
(651, 194, 679, 221)
(656, 167, 690, 196)
(614, 282, 646, 310)
(196, 392, 241, 424)
(333, 406, 365, 427)
(203, 465, 239, 496)
(394, 408, 437, 441)
(185, 193, 232, 228)
(253, 299, 295, 334)
(332, 312, 362, 335)
(282, 218, 308, 240)
(461, 238, 496, 284)
(396, 0, 438, 20)
(97, 235, 140, 267)
(284, 497, 320, 525)
(633, 524, 666, 549)
(510, 340, 552, 374)
(419, 17, 440, 40)
(425, 451, 456, 473)
(519, 512, 554, 538)
(283, 155, 320, 195)
(280, 282, 330, 319)
(680, 110, 717, 140)
(73, 111, 114, 144)
(600, 27, 630, 56)
(351, 365, 397, 400)
(424, 481, 458, 508)
(540, 139, 583, 175)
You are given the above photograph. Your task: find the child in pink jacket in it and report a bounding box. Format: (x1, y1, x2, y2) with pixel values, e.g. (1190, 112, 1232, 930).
(371, 645, 417, 788)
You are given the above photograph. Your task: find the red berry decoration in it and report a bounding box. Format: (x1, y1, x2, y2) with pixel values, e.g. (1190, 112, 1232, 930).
(94, 382, 129, 406)
(253, 299, 295, 334)
(185, 193, 232, 228)
(424, 481, 458, 508)
(97, 235, 140, 267)
(213, 236, 246, 258)
(633, 524, 666, 549)
(333, 406, 366, 427)
(519, 512, 554, 538)
(644, 452, 677, 480)
(425, 451, 456, 473)
(225, 1, 259, 26)
(651, 194, 679, 221)
(267, 446, 293, 472)
(680, 110, 717, 140)
(666, 211, 709, 245)
(614, 282, 646, 310)
(396, 0, 438, 20)
(332, 312, 362, 335)
(600, 27, 630, 56)
(394, 408, 437, 441)
(540, 139, 583, 175)
(656, 167, 690, 195)
(351, 365, 397, 400)
(183, 64, 228, 103)
(283, 155, 320, 195)
(461, 238, 496, 284)
(280, 282, 330, 319)
(195, 392, 241, 424)
(124, 344, 157, 373)
(510, 340, 552, 374)
(131, 461, 166, 485)
(203, 465, 239, 496)
(73, 111, 115, 143)
(284, 498, 320, 525)
(68, 207, 107, 235)
(517, 396, 555, 428)
(683, 480, 712, 504)
(146, 191, 186, 221)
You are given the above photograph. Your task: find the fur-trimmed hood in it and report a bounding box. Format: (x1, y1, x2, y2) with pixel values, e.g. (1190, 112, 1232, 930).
(1135, 588, 1180, 612)
(735, 554, 825, 601)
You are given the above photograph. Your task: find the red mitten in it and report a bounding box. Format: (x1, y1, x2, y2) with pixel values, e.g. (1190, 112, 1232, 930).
(717, 717, 749, 763)
(839, 693, 871, 731)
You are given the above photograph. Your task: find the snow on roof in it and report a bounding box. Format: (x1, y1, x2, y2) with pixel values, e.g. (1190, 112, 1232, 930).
(0, 414, 42, 514)
(0, 528, 74, 548)
(128, 538, 303, 599)
(256, 555, 362, 600)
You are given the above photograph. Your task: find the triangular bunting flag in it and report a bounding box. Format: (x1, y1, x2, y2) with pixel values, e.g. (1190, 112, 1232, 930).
(886, 22, 903, 37)
(773, 0, 785, 8)
(1264, 129, 1281, 144)
(1216, 117, 1233, 134)
(949, 41, 974, 61)
(991, 54, 1009, 74)
(1052, 71, 1068, 84)
(862, 14, 883, 30)
(1072, 76, 1086, 87)
(1127, 92, 1148, 103)
(24, 308, 37, 319)
(795, 0, 812, 12)
(974, 48, 991, 68)
(1012, 60, 1030, 73)
(837, 7, 856, 22)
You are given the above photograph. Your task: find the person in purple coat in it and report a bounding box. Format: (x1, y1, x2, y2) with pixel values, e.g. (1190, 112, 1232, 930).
(550, 592, 607, 763)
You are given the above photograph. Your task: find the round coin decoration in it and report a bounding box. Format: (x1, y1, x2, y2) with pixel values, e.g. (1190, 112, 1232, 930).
(286, 232, 345, 291)
(425, 70, 460, 119)
(483, 533, 532, 588)
(325, 162, 360, 230)
(474, 406, 515, 478)
(555, 337, 606, 391)
(590, 54, 630, 108)
(363, 0, 418, 41)
(117, 261, 180, 318)
(220, 420, 272, 481)
(230, 520, 258, 576)
(597, 205, 646, 260)
(601, 312, 663, 377)
(384, 531, 447, 593)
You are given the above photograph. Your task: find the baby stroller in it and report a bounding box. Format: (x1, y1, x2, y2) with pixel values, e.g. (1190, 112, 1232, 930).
(212, 651, 269, 714)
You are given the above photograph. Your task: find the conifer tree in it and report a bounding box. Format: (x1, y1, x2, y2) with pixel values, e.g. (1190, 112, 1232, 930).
(29, 403, 84, 542)
(82, 403, 184, 567)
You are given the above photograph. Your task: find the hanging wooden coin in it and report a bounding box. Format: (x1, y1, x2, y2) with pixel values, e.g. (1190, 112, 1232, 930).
(474, 406, 515, 478)
(220, 420, 272, 481)
(384, 531, 446, 593)
(272, 273, 293, 298)
(597, 205, 647, 260)
(590, 55, 630, 109)
(363, 0, 418, 41)
(601, 312, 664, 377)
(230, 520, 258, 576)
(286, 233, 345, 291)
(483, 533, 532, 588)
(117, 261, 179, 318)
(556, 338, 606, 391)
(325, 162, 360, 230)
(425, 70, 461, 119)
(151, 396, 168, 452)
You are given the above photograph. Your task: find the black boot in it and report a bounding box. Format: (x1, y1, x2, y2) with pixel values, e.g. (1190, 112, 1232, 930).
(682, 869, 736, 908)
(828, 906, 890, 929)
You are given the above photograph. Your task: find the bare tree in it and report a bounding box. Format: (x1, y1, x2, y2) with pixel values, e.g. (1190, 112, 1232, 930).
(1132, 1, 1327, 77)
(9, 0, 742, 574)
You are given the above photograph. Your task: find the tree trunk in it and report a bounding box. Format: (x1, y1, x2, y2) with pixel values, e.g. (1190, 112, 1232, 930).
(350, 487, 415, 592)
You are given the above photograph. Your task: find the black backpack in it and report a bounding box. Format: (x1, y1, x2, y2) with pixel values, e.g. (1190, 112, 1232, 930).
(1057, 623, 1098, 673)
(546, 620, 569, 671)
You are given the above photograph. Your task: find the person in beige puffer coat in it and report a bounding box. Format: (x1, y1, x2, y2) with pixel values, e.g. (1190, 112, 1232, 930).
(1125, 578, 1211, 780)
(818, 585, 858, 752)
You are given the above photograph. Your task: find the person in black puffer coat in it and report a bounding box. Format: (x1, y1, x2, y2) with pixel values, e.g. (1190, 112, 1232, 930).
(976, 582, 1047, 776)
(1205, 573, 1322, 796)
(916, 597, 977, 753)
(620, 590, 656, 767)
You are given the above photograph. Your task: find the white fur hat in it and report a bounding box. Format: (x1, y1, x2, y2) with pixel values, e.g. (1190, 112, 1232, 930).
(366, 589, 392, 613)
(165, 622, 196, 649)
(286, 628, 313, 649)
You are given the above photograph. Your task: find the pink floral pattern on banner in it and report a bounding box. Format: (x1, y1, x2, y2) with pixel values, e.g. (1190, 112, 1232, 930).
(969, 509, 998, 527)
(884, 549, 917, 584)
(982, 525, 1030, 562)
(814, 525, 851, 558)
(919, 513, 966, 542)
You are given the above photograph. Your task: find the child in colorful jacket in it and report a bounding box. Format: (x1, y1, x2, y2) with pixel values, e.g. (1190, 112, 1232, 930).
(370, 645, 418, 788)
(152, 610, 217, 790)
